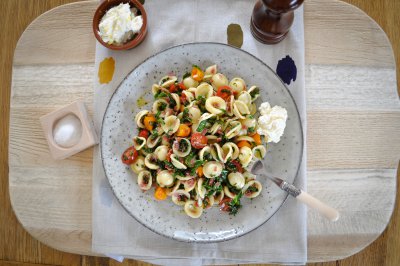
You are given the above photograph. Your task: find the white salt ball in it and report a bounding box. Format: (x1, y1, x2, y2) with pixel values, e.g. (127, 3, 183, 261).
(52, 114, 83, 148)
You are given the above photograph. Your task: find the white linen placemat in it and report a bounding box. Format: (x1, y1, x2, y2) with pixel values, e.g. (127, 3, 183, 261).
(92, 0, 307, 264)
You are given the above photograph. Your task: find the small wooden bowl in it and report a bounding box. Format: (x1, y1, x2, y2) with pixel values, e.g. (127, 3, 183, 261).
(93, 0, 147, 50)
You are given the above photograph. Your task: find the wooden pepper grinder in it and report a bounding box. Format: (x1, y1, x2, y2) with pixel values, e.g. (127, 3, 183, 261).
(250, 0, 304, 44)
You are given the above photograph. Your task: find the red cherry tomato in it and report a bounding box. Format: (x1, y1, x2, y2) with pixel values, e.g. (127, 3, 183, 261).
(178, 82, 186, 90)
(219, 197, 232, 212)
(169, 83, 178, 93)
(191, 132, 208, 149)
(216, 86, 233, 100)
(138, 129, 150, 139)
(121, 146, 138, 165)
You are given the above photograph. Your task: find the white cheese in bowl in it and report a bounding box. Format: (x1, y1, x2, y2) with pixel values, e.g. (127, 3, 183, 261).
(98, 3, 143, 45)
(257, 102, 287, 143)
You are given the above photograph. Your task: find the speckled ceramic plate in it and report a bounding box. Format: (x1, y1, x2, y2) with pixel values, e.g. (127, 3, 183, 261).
(101, 42, 303, 243)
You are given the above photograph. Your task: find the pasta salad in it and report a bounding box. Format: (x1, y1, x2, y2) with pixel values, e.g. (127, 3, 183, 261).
(122, 64, 268, 218)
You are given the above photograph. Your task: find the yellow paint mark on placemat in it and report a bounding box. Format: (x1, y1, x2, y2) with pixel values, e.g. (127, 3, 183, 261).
(227, 24, 243, 48)
(137, 96, 148, 107)
(98, 57, 115, 84)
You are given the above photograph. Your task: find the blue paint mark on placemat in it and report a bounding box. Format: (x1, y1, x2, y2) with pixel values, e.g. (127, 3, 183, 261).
(276, 55, 297, 85)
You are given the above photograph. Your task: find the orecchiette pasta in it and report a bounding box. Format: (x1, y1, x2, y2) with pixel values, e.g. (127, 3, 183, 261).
(156, 170, 174, 187)
(137, 170, 152, 190)
(233, 100, 250, 119)
(195, 83, 213, 99)
(133, 136, 146, 150)
(188, 106, 201, 123)
(145, 154, 159, 169)
(239, 146, 253, 167)
(229, 77, 246, 94)
(248, 86, 260, 102)
(184, 200, 203, 218)
(170, 93, 181, 112)
(203, 161, 223, 178)
(162, 115, 180, 134)
(252, 145, 267, 159)
(146, 134, 161, 148)
(170, 154, 187, 169)
(171, 190, 190, 205)
(204, 64, 217, 81)
(182, 178, 196, 192)
(130, 156, 145, 174)
(183, 76, 199, 88)
(122, 64, 286, 218)
(159, 75, 177, 87)
(172, 138, 191, 157)
(182, 90, 195, 103)
(135, 110, 149, 128)
(228, 172, 245, 189)
(154, 145, 169, 161)
(237, 91, 252, 107)
(211, 73, 228, 89)
(152, 99, 168, 114)
(205, 96, 226, 115)
(243, 180, 262, 198)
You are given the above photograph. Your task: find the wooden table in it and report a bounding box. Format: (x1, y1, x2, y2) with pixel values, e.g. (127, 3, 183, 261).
(0, 1, 398, 264)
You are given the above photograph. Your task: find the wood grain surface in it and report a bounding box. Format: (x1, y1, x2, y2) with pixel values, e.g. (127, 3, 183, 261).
(1, 1, 399, 266)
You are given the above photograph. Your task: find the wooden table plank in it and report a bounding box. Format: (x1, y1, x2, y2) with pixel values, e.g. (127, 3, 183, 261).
(1, 0, 393, 266)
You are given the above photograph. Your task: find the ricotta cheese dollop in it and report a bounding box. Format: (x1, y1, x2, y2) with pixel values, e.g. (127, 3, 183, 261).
(257, 102, 288, 143)
(98, 3, 143, 45)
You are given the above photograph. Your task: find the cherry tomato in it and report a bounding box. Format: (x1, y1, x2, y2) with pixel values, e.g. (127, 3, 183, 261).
(191, 132, 208, 149)
(138, 129, 150, 139)
(169, 83, 178, 93)
(219, 197, 232, 212)
(191, 66, 204, 81)
(178, 82, 186, 90)
(216, 86, 233, 100)
(121, 146, 138, 165)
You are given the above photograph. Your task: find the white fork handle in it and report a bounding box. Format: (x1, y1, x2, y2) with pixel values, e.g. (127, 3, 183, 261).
(296, 190, 340, 222)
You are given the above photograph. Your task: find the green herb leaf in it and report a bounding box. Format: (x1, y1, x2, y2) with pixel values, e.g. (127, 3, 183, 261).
(181, 108, 192, 124)
(155, 92, 168, 99)
(165, 161, 175, 169)
(246, 186, 259, 193)
(196, 120, 208, 132)
(136, 138, 144, 145)
(178, 139, 189, 152)
(150, 131, 159, 139)
(182, 72, 191, 79)
(184, 152, 196, 167)
(157, 117, 165, 125)
(219, 170, 229, 181)
(228, 191, 243, 215)
(249, 87, 260, 98)
(168, 93, 176, 108)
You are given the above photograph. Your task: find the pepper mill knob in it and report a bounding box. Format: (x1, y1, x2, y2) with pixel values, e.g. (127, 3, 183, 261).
(250, 0, 304, 44)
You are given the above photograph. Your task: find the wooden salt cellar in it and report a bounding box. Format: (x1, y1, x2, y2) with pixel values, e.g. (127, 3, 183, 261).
(250, 0, 304, 44)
